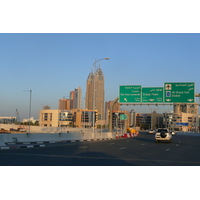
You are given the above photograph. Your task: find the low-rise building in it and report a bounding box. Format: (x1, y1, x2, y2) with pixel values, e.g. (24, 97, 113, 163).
(163, 103, 199, 131)
(0, 116, 17, 124)
(71, 109, 97, 128)
(39, 109, 73, 127)
(164, 112, 199, 131)
(135, 111, 163, 130)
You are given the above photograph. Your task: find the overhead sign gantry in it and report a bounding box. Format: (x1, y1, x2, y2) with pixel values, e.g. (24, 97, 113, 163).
(119, 82, 195, 104)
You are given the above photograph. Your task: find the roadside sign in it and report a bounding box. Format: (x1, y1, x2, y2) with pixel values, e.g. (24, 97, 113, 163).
(142, 87, 163, 103)
(164, 82, 195, 103)
(119, 85, 141, 103)
(176, 123, 189, 126)
(120, 114, 127, 120)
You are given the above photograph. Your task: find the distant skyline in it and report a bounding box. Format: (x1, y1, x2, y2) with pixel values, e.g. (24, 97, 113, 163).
(1, 33, 200, 119)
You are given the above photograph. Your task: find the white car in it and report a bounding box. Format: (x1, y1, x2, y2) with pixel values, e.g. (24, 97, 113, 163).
(155, 128, 172, 143)
(170, 131, 176, 135)
(147, 129, 155, 134)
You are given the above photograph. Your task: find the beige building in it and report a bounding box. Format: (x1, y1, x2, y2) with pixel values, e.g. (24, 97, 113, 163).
(173, 103, 198, 114)
(39, 109, 72, 127)
(164, 103, 199, 131)
(135, 111, 163, 130)
(71, 108, 97, 128)
(58, 99, 71, 110)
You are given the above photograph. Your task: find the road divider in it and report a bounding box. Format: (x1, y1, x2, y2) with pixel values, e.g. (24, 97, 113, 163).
(116, 132, 139, 139)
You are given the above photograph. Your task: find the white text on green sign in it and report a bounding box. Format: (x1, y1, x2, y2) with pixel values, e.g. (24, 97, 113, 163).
(142, 87, 163, 103)
(164, 82, 195, 103)
(119, 85, 141, 103)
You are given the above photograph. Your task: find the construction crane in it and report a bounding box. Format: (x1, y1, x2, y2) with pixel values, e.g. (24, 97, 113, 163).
(16, 109, 21, 124)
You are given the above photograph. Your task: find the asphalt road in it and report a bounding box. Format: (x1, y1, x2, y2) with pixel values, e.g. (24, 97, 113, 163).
(1, 132, 200, 166)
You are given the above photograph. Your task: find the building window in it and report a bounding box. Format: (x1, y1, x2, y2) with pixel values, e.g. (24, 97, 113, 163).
(43, 113, 48, 121)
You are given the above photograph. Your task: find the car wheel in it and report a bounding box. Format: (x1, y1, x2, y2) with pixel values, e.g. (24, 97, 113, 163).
(155, 140, 158, 143)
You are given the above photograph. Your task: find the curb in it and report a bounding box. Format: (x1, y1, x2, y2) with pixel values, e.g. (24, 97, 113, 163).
(19, 144, 46, 148)
(1, 138, 114, 150)
(60, 138, 113, 143)
(5, 141, 55, 145)
(0, 144, 46, 150)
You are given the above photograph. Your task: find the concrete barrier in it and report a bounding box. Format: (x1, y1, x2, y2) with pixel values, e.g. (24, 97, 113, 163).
(0, 135, 6, 146)
(0, 124, 140, 146)
(0, 129, 115, 145)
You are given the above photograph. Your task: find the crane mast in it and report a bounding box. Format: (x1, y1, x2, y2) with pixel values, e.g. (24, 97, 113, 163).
(16, 109, 20, 124)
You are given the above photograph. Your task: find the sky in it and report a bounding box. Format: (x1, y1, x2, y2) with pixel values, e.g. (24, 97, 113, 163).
(1, 33, 200, 119)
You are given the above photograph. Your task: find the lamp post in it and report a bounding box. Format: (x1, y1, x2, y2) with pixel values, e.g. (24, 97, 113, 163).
(24, 90, 32, 136)
(92, 57, 109, 134)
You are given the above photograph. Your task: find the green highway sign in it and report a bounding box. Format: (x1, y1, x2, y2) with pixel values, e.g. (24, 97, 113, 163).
(120, 114, 127, 120)
(119, 82, 195, 104)
(119, 85, 141, 103)
(142, 87, 163, 103)
(164, 82, 195, 103)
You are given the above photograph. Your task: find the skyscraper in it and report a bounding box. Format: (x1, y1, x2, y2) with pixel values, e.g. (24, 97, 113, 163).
(85, 65, 105, 121)
(58, 99, 71, 110)
(74, 86, 82, 109)
(70, 87, 82, 109)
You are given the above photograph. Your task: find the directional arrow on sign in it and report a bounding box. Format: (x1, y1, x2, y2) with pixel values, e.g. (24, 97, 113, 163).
(124, 98, 128, 101)
(187, 99, 193, 102)
(166, 99, 171, 102)
(149, 99, 155, 101)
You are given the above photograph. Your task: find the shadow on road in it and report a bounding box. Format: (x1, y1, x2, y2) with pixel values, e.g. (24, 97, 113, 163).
(64, 151, 135, 166)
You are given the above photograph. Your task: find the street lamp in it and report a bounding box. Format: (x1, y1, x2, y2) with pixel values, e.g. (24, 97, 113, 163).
(92, 57, 109, 134)
(24, 90, 32, 136)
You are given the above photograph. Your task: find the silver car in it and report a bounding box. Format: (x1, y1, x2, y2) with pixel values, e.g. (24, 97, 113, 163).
(147, 129, 155, 134)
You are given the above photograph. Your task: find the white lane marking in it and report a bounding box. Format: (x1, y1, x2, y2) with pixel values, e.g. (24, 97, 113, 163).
(1, 147, 9, 149)
(119, 147, 126, 150)
(166, 148, 170, 151)
(141, 143, 145, 145)
(79, 146, 88, 149)
(109, 143, 115, 145)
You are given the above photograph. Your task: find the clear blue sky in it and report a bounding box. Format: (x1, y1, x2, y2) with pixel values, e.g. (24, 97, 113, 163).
(1, 33, 200, 119)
